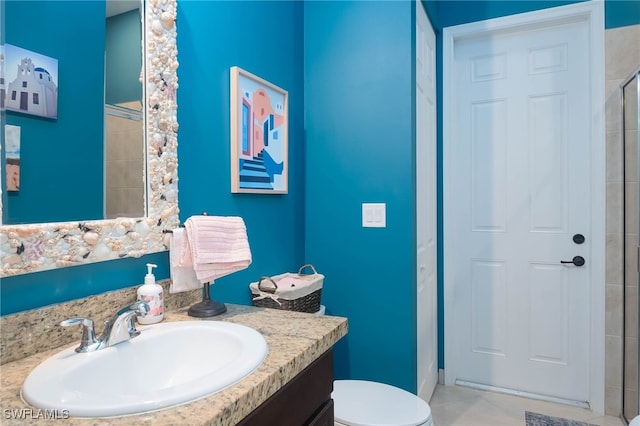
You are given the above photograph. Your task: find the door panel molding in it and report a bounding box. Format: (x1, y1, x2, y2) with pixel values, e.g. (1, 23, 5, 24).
(443, 1, 605, 413)
(416, 0, 438, 403)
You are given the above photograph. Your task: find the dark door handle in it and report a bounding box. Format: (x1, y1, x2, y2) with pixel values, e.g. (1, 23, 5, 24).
(560, 256, 585, 267)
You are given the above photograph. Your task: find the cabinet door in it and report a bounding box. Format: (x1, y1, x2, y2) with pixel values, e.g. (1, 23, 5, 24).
(307, 399, 334, 426)
(238, 349, 334, 426)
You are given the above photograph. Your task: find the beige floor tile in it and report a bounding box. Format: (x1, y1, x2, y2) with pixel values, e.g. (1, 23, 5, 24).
(588, 416, 629, 426)
(430, 385, 625, 426)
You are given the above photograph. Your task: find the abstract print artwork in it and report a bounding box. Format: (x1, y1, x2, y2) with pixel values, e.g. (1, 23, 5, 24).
(230, 66, 288, 194)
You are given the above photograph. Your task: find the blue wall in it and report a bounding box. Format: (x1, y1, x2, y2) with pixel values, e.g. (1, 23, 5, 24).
(605, 0, 640, 29)
(0, 252, 170, 314)
(304, 0, 417, 392)
(3, 0, 104, 224)
(174, 0, 306, 305)
(105, 9, 142, 105)
(434, 0, 638, 29)
(436, 0, 579, 28)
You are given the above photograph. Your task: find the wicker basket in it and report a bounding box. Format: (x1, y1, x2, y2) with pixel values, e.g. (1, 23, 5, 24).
(250, 264, 324, 313)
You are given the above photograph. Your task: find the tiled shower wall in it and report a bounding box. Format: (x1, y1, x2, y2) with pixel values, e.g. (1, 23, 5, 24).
(605, 24, 640, 416)
(105, 101, 145, 219)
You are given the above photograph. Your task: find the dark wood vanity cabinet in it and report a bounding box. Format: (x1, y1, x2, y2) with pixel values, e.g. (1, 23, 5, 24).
(238, 349, 334, 426)
(307, 398, 334, 426)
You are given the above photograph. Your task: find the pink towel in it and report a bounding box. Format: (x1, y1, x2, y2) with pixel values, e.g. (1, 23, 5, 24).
(184, 215, 252, 283)
(168, 228, 201, 293)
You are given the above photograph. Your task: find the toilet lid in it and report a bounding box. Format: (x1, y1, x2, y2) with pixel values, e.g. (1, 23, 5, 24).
(332, 380, 432, 426)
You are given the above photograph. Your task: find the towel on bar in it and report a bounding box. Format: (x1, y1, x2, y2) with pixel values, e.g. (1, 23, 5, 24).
(184, 215, 252, 283)
(168, 228, 202, 294)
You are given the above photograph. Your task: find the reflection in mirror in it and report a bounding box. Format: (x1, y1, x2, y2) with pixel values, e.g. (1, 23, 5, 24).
(0, 0, 179, 276)
(105, 102, 144, 219)
(105, 0, 145, 219)
(1, 0, 144, 224)
(2, 1, 105, 224)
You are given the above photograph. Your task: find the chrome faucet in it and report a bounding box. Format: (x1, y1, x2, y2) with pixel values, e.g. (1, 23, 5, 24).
(61, 301, 150, 353)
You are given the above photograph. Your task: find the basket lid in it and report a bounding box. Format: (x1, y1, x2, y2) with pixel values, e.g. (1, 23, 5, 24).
(249, 272, 323, 298)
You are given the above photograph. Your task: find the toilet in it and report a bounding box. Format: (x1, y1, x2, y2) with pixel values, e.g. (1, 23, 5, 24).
(332, 380, 434, 426)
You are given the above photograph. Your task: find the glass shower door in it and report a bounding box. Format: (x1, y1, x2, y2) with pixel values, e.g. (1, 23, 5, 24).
(623, 66, 640, 424)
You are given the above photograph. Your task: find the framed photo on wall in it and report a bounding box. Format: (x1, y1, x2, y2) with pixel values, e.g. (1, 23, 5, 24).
(4, 125, 21, 192)
(230, 66, 288, 194)
(3, 44, 58, 119)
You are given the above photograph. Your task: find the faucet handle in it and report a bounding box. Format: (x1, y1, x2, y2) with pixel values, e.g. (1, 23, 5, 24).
(60, 317, 98, 353)
(117, 300, 150, 317)
(60, 317, 92, 326)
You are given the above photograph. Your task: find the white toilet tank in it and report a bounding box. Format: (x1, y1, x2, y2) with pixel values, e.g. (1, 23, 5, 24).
(332, 380, 433, 426)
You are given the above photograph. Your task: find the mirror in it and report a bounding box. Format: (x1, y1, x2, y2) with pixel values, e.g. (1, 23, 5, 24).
(2, 0, 143, 224)
(0, 0, 179, 277)
(104, 0, 145, 220)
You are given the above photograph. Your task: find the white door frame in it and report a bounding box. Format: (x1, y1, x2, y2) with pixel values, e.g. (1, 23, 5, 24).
(416, 0, 437, 403)
(443, 1, 605, 413)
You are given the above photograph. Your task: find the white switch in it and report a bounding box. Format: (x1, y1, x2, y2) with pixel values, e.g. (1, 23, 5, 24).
(362, 203, 386, 228)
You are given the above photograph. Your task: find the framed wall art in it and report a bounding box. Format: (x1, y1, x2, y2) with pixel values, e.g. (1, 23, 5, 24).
(4, 124, 21, 192)
(3, 44, 58, 119)
(230, 66, 288, 194)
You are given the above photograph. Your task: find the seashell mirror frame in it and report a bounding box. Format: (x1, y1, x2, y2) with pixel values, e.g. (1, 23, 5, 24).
(0, 0, 180, 277)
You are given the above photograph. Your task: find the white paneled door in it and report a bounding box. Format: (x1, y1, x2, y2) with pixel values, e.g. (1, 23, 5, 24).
(444, 4, 604, 406)
(416, 0, 437, 403)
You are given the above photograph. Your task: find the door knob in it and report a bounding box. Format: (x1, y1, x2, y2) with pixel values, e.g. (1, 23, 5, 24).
(560, 256, 585, 267)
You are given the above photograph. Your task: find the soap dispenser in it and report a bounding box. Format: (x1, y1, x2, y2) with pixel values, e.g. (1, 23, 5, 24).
(137, 263, 164, 324)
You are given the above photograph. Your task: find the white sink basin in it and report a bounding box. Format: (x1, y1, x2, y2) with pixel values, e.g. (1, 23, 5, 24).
(22, 320, 268, 418)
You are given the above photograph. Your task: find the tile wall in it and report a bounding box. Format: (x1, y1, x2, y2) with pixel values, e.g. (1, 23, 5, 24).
(105, 101, 145, 219)
(605, 23, 640, 416)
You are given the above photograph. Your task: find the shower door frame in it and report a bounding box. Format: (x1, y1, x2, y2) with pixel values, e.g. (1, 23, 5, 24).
(622, 65, 640, 424)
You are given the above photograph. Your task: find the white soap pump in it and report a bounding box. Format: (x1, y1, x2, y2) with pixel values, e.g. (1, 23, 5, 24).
(136, 263, 164, 324)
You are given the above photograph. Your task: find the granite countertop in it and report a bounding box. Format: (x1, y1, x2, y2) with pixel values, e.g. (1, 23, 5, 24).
(0, 304, 348, 425)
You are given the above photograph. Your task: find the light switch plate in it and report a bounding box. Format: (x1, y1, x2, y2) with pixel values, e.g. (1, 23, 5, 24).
(362, 203, 386, 228)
